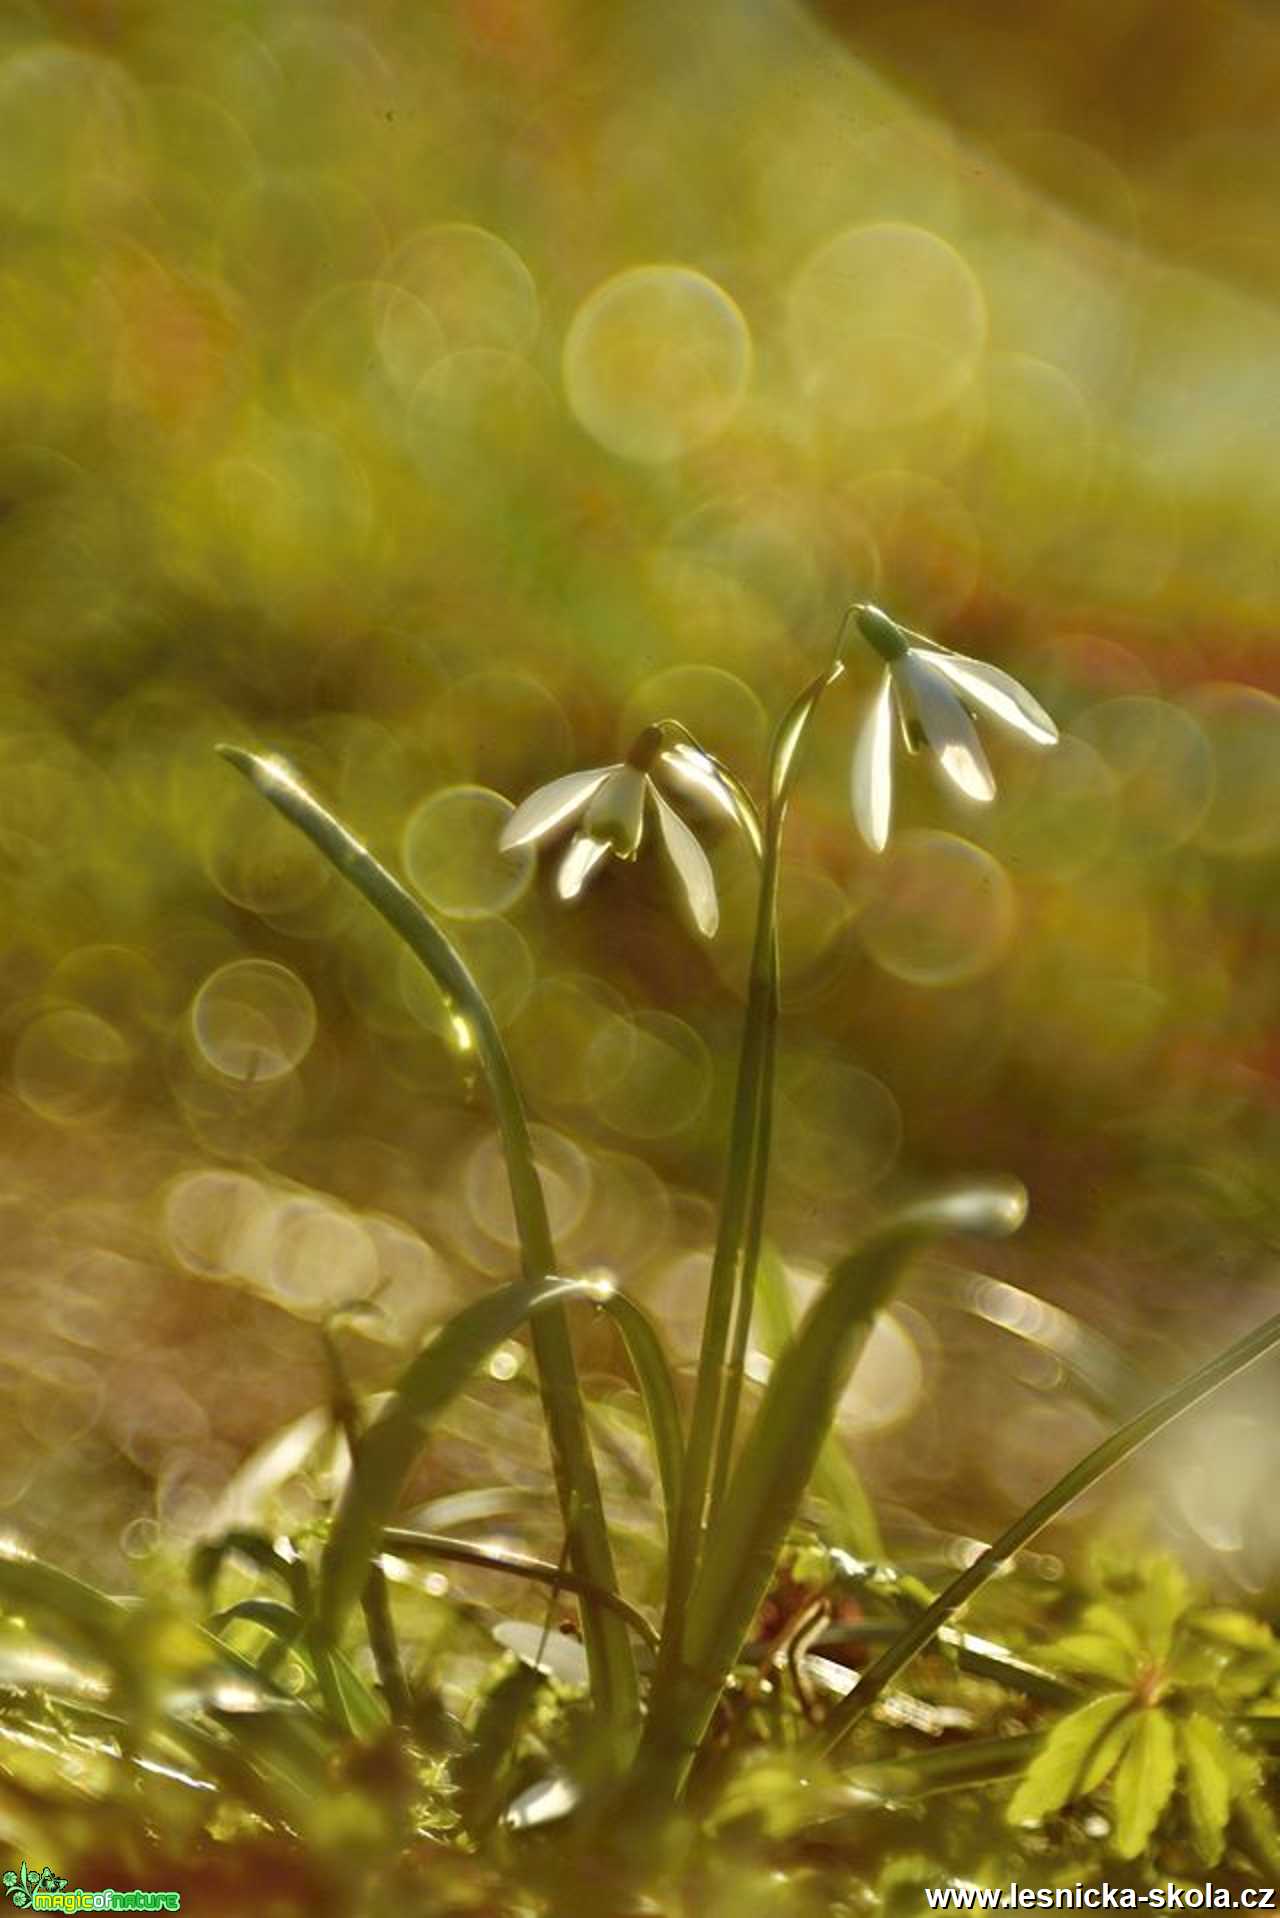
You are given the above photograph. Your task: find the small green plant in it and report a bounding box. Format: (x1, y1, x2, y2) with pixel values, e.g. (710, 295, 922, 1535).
(3, 604, 1279, 1907)
(1008, 1554, 1280, 1867)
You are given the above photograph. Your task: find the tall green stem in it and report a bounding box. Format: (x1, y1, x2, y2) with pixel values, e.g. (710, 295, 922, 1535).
(819, 1307, 1280, 1754)
(649, 652, 845, 1729)
(217, 748, 639, 1741)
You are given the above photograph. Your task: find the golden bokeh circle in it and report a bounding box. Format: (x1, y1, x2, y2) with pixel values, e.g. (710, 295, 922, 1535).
(564, 264, 751, 463)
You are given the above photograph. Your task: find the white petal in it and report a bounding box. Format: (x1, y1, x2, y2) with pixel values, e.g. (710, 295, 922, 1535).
(652, 789, 718, 937)
(555, 834, 610, 902)
(655, 743, 739, 825)
(851, 672, 895, 853)
(583, 764, 647, 857)
(926, 653, 1058, 747)
(504, 1772, 581, 1831)
(897, 653, 995, 804)
(499, 767, 613, 851)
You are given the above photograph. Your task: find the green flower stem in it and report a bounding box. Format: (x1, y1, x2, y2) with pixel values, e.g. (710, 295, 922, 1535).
(651, 661, 843, 1718)
(710, 639, 857, 1522)
(818, 1307, 1280, 1755)
(705, 910, 779, 1523)
(217, 747, 638, 1741)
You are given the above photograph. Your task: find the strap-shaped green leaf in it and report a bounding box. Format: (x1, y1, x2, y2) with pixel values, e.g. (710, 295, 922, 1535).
(679, 1183, 1026, 1729)
(0, 1542, 125, 1660)
(595, 1287, 685, 1562)
(193, 1529, 311, 1614)
(756, 1244, 882, 1559)
(218, 745, 637, 1734)
(212, 1598, 304, 1640)
(318, 1276, 595, 1639)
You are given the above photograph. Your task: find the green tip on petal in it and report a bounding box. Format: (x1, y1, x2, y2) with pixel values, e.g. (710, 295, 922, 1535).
(854, 604, 911, 664)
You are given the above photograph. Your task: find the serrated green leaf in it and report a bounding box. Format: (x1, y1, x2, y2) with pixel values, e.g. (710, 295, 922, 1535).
(1235, 1784, 1280, 1873)
(1177, 1713, 1232, 1866)
(1221, 1739, 1280, 1872)
(1191, 1608, 1279, 1655)
(1006, 1692, 1133, 1825)
(1165, 1638, 1231, 1689)
(1079, 1705, 1140, 1795)
(1133, 1558, 1191, 1662)
(1082, 1601, 1143, 1658)
(1045, 1633, 1137, 1686)
(1110, 1708, 1176, 1859)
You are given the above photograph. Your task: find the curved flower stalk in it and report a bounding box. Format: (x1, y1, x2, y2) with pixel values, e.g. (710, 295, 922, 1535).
(851, 603, 1059, 853)
(499, 722, 754, 937)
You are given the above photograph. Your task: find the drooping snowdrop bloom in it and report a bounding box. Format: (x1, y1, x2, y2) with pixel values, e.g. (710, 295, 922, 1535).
(499, 723, 742, 937)
(850, 603, 1059, 854)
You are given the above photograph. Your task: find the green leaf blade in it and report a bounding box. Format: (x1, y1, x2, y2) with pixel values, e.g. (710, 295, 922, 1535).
(318, 1276, 594, 1640)
(1177, 1713, 1233, 1866)
(218, 746, 638, 1733)
(1044, 1633, 1137, 1687)
(1110, 1708, 1176, 1859)
(682, 1181, 1026, 1711)
(1006, 1692, 1134, 1826)
(596, 1287, 685, 1562)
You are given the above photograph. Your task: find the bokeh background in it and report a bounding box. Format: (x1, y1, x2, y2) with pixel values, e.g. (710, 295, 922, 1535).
(3, 0, 1280, 1611)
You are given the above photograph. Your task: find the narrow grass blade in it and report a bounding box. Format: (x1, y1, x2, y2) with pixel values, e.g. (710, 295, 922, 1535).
(816, 1618, 1079, 1707)
(829, 1731, 1044, 1810)
(916, 1264, 1147, 1418)
(820, 1306, 1280, 1754)
(312, 1643, 390, 1738)
(192, 1529, 310, 1613)
(642, 1182, 1025, 1800)
(218, 745, 638, 1734)
(455, 1661, 546, 1834)
(595, 1288, 685, 1561)
(383, 1529, 658, 1652)
(212, 1598, 304, 1640)
(212, 1597, 304, 1682)
(318, 1276, 596, 1639)
(0, 1542, 126, 1660)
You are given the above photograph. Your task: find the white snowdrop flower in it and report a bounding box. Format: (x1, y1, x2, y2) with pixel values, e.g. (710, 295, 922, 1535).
(850, 603, 1059, 854)
(499, 724, 736, 937)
